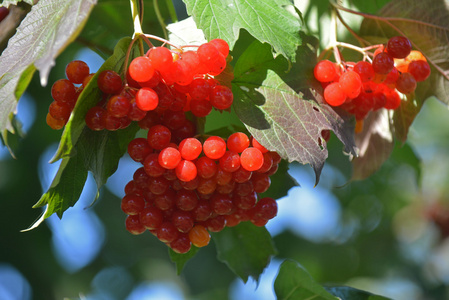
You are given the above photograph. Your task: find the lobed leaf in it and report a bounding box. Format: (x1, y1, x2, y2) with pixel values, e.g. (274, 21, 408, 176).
(182, 0, 302, 62)
(233, 37, 356, 184)
(274, 260, 338, 300)
(0, 0, 96, 150)
(212, 222, 277, 283)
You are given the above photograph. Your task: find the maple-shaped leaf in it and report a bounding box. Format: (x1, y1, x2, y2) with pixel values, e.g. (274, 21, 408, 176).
(0, 0, 96, 153)
(233, 36, 356, 184)
(182, 0, 302, 62)
(351, 110, 394, 180)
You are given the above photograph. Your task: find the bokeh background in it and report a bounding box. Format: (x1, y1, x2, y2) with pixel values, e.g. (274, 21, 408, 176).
(1, 0, 449, 299)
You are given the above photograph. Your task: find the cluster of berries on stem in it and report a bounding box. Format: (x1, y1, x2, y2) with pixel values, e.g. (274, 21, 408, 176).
(48, 37, 279, 254)
(314, 36, 431, 131)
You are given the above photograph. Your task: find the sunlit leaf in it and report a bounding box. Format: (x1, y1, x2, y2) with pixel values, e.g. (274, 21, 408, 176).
(0, 0, 96, 149)
(182, 0, 302, 62)
(212, 222, 276, 283)
(233, 37, 356, 184)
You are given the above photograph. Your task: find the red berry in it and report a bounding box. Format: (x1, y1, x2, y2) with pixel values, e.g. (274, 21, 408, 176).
(339, 70, 362, 99)
(176, 190, 198, 211)
(219, 151, 241, 173)
(49, 101, 72, 121)
(314, 60, 337, 82)
(395, 72, 417, 94)
(128, 138, 151, 162)
(372, 52, 394, 75)
(143, 153, 166, 177)
(196, 156, 218, 179)
(157, 222, 179, 243)
(158, 147, 181, 169)
(353, 61, 375, 82)
(209, 85, 233, 110)
(408, 60, 431, 82)
(147, 125, 171, 150)
(107, 95, 131, 118)
(253, 197, 278, 220)
(240, 147, 264, 171)
(97, 70, 123, 94)
(190, 99, 212, 117)
(129, 56, 155, 82)
(209, 39, 230, 57)
(136, 87, 159, 111)
(46, 113, 66, 130)
(324, 82, 346, 106)
(227, 132, 250, 153)
(66, 60, 90, 84)
(170, 233, 191, 254)
(149, 47, 174, 72)
(386, 36, 412, 59)
(139, 207, 164, 229)
(85, 106, 106, 131)
(176, 159, 198, 182)
(51, 79, 77, 105)
(179, 138, 202, 160)
(172, 210, 194, 233)
(125, 215, 146, 235)
(121, 193, 146, 215)
(203, 136, 226, 160)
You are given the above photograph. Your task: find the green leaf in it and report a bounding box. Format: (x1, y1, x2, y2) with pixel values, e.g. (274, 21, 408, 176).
(52, 37, 138, 161)
(351, 110, 394, 180)
(182, 0, 302, 62)
(233, 37, 356, 184)
(212, 222, 276, 283)
(33, 155, 88, 218)
(0, 0, 96, 149)
(0, 0, 34, 7)
(274, 260, 338, 300)
(325, 286, 391, 300)
(169, 246, 201, 275)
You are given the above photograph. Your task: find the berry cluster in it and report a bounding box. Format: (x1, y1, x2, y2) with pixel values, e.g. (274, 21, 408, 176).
(46, 60, 93, 130)
(83, 39, 233, 131)
(314, 36, 431, 122)
(47, 38, 279, 254)
(124, 131, 280, 253)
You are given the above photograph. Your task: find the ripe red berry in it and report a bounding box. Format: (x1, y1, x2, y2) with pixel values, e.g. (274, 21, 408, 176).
(136, 87, 159, 111)
(139, 207, 164, 229)
(143, 153, 166, 177)
(85, 106, 106, 131)
(203, 136, 226, 159)
(97, 70, 123, 94)
(158, 147, 181, 169)
(190, 99, 213, 117)
(125, 215, 146, 235)
(395, 72, 417, 94)
(386, 36, 412, 59)
(339, 70, 362, 99)
(107, 95, 131, 118)
(240, 147, 264, 171)
(408, 60, 431, 82)
(170, 233, 191, 254)
(66, 60, 90, 84)
(121, 193, 146, 215)
(49, 101, 72, 121)
(179, 138, 202, 160)
(46, 113, 65, 130)
(209, 39, 230, 57)
(372, 52, 394, 75)
(128, 138, 151, 162)
(176, 159, 198, 182)
(353, 61, 375, 82)
(323, 82, 346, 106)
(129, 56, 155, 82)
(314, 60, 337, 82)
(172, 210, 194, 233)
(157, 222, 179, 243)
(219, 151, 241, 173)
(209, 85, 233, 110)
(147, 125, 171, 150)
(51, 79, 77, 105)
(149, 47, 174, 72)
